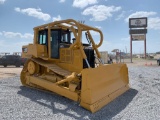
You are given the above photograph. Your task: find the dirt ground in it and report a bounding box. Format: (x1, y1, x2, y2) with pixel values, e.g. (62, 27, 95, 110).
(123, 58, 157, 67)
(0, 66, 22, 79)
(0, 59, 160, 120)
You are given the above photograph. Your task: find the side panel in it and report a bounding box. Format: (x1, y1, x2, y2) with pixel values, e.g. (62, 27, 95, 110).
(22, 44, 48, 58)
(58, 49, 83, 73)
(60, 48, 73, 64)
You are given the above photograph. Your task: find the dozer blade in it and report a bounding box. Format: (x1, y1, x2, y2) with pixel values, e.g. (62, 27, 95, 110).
(80, 64, 129, 113)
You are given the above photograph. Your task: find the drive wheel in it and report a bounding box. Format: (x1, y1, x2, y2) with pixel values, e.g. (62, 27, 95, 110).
(27, 60, 40, 75)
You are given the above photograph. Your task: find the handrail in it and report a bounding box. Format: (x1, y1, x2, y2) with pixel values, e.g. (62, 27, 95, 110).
(33, 19, 103, 48)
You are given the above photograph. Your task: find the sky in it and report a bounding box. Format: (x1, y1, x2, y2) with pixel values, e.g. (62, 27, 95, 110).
(0, 0, 160, 54)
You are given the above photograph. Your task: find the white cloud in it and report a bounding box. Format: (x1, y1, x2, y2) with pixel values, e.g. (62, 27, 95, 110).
(99, 40, 111, 51)
(115, 11, 125, 20)
(90, 30, 99, 36)
(15, 7, 51, 21)
(59, 0, 65, 3)
(73, 0, 98, 9)
(0, 40, 31, 53)
(90, 26, 102, 35)
(0, 0, 6, 4)
(53, 15, 61, 21)
(2, 31, 33, 39)
(0, 40, 4, 46)
(95, 26, 102, 29)
(125, 11, 156, 22)
(82, 5, 121, 21)
(14, 41, 31, 47)
(0, 32, 2, 35)
(121, 37, 130, 41)
(148, 17, 160, 30)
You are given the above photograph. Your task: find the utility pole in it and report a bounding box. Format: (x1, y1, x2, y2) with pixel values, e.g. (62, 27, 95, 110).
(125, 46, 127, 53)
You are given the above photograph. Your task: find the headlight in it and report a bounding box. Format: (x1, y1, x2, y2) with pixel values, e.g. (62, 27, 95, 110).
(22, 47, 28, 53)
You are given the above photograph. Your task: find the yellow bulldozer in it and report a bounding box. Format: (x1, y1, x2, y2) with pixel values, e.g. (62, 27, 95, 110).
(20, 19, 129, 113)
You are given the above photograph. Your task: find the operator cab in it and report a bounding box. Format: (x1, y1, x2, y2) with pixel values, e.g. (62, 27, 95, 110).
(38, 29, 71, 59)
(37, 28, 91, 60)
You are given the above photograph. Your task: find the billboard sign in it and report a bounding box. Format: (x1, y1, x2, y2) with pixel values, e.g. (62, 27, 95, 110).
(132, 35, 145, 41)
(129, 17, 147, 28)
(129, 29, 147, 34)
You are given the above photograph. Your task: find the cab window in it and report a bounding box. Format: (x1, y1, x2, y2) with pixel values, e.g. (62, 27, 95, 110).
(38, 30, 47, 45)
(61, 30, 71, 43)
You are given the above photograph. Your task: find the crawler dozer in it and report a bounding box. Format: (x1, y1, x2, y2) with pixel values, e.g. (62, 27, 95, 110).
(20, 19, 129, 113)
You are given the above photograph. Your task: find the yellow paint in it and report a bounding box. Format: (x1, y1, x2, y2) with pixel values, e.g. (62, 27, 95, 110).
(20, 19, 129, 113)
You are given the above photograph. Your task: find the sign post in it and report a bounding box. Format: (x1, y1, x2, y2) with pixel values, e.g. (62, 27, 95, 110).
(129, 17, 147, 63)
(130, 34, 132, 63)
(144, 34, 146, 59)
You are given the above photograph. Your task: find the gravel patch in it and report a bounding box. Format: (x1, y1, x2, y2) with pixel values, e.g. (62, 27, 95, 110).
(0, 66, 160, 120)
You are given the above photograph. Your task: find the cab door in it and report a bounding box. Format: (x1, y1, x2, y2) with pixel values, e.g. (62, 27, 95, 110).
(50, 30, 60, 59)
(50, 29, 71, 59)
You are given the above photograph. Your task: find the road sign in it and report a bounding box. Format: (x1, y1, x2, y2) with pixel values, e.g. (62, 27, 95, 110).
(132, 35, 145, 41)
(129, 17, 147, 28)
(129, 29, 147, 34)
